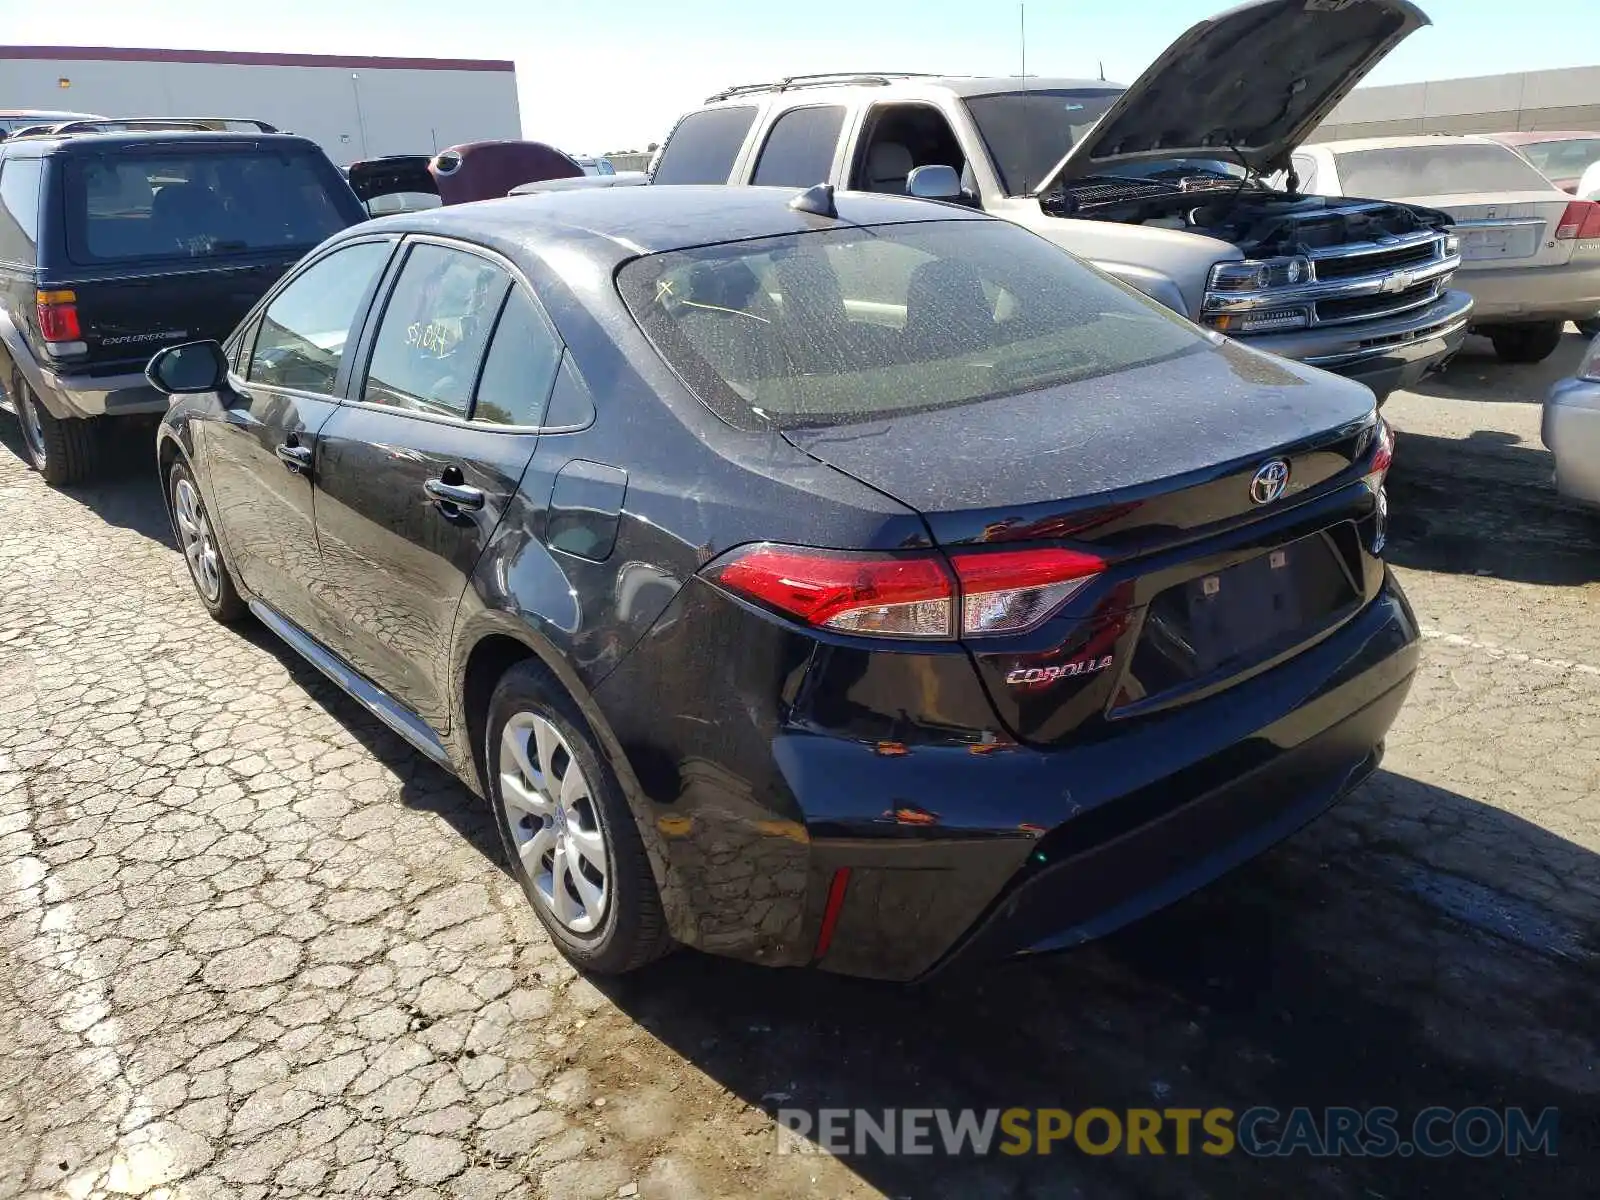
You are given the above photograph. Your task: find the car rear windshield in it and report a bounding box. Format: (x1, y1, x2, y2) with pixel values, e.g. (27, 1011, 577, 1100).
(1519, 137, 1600, 181)
(964, 88, 1124, 195)
(1333, 143, 1553, 197)
(64, 148, 355, 264)
(619, 218, 1204, 430)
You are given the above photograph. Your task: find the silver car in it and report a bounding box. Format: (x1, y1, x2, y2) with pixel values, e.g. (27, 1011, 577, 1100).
(1545, 334, 1600, 507)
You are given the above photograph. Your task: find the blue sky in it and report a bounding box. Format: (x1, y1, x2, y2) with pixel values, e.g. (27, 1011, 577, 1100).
(10, 0, 1596, 152)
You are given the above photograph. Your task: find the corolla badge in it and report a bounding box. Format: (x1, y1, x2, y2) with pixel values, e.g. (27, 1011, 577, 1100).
(1250, 459, 1291, 505)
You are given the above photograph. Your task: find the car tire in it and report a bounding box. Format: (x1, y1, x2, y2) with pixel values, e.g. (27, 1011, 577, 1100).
(1576, 316, 1600, 340)
(1488, 321, 1565, 364)
(12, 374, 99, 486)
(485, 662, 671, 974)
(167, 459, 246, 623)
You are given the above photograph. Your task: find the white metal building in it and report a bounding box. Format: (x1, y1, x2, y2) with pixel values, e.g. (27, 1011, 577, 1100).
(0, 45, 521, 165)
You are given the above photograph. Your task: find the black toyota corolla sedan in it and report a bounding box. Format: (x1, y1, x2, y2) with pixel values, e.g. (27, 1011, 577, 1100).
(148, 185, 1418, 981)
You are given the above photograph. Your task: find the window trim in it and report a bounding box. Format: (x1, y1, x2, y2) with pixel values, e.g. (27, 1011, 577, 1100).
(750, 103, 849, 189)
(234, 234, 400, 403)
(342, 233, 567, 434)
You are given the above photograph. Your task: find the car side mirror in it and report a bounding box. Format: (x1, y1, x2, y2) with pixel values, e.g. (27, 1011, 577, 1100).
(147, 340, 228, 395)
(907, 164, 962, 201)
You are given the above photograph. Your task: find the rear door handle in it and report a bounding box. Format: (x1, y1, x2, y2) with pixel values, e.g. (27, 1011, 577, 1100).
(275, 443, 313, 471)
(425, 478, 485, 511)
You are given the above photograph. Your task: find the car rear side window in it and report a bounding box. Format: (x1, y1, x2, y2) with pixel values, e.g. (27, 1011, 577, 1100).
(362, 243, 511, 420)
(64, 149, 354, 264)
(247, 240, 392, 393)
(652, 106, 757, 185)
(0, 158, 44, 264)
(751, 106, 846, 188)
(620, 219, 1203, 429)
(1333, 144, 1553, 197)
(471, 287, 563, 427)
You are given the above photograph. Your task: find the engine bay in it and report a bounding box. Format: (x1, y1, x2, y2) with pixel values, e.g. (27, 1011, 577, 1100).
(1042, 177, 1448, 257)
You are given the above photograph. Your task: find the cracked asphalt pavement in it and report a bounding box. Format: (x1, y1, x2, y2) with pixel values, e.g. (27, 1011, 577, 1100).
(2, 331, 1597, 1199)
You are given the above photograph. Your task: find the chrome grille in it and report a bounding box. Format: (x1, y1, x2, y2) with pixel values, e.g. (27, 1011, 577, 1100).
(1311, 236, 1442, 281)
(1314, 280, 1443, 326)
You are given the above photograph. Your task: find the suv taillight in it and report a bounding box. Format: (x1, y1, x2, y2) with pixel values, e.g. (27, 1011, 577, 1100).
(703, 543, 1105, 639)
(1554, 201, 1600, 240)
(35, 289, 81, 342)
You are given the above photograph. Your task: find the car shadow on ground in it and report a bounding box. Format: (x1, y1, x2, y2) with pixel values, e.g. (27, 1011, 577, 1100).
(592, 771, 1599, 1198)
(1408, 330, 1589, 405)
(1386, 427, 1600, 586)
(0, 416, 174, 545)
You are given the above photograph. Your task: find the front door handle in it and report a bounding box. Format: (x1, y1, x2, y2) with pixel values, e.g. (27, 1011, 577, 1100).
(425, 478, 485, 511)
(275, 443, 313, 472)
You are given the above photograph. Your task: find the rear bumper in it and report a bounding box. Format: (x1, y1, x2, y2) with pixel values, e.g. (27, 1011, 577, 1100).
(1544, 376, 1600, 506)
(1461, 256, 1600, 323)
(29, 365, 167, 420)
(602, 571, 1420, 982)
(1244, 289, 1473, 402)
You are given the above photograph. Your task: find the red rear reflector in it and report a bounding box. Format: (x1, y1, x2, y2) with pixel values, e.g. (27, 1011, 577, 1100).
(813, 867, 851, 960)
(35, 289, 81, 342)
(1555, 200, 1600, 239)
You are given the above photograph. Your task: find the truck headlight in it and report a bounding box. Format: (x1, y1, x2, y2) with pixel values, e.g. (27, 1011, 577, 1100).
(1206, 256, 1312, 293)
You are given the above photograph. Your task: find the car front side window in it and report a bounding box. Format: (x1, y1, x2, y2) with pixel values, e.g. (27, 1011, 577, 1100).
(361, 243, 511, 419)
(247, 240, 393, 393)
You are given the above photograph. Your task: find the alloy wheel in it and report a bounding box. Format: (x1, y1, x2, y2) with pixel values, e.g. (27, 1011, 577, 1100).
(172, 477, 222, 603)
(498, 712, 610, 934)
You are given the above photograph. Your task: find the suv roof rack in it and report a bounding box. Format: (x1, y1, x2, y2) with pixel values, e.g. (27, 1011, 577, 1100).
(704, 73, 941, 103)
(46, 116, 282, 136)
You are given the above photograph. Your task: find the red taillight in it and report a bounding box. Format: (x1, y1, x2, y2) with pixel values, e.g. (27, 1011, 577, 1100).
(1554, 200, 1600, 240)
(35, 289, 81, 342)
(706, 545, 954, 638)
(949, 546, 1106, 636)
(1363, 418, 1394, 494)
(703, 542, 1106, 639)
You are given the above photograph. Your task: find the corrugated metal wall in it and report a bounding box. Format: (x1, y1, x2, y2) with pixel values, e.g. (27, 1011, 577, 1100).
(1316, 65, 1600, 141)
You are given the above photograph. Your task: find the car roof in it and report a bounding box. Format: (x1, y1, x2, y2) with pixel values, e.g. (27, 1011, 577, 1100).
(0, 108, 100, 119)
(1305, 134, 1504, 153)
(360, 184, 993, 264)
(3, 129, 324, 156)
(701, 75, 1117, 106)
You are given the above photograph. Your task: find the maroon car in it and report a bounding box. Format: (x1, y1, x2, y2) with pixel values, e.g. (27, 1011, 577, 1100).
(1487, 131, 1600, 195)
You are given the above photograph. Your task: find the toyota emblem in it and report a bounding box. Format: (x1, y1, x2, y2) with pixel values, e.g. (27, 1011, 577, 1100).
(1250, 459, 1290, 505)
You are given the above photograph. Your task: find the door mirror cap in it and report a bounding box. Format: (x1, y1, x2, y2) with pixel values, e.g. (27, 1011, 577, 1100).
(147, 340, 228, 395)
(907, 164, 962, 201)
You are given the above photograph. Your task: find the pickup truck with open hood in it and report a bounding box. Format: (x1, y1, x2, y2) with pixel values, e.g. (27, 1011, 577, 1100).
(646, 0, 1472, 401)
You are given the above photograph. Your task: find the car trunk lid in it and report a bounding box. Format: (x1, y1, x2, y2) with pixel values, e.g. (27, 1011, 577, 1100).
(1034, 0, 1428, 194)
(1398, 192, 1577, 269)
(783, 339, 1383, 746)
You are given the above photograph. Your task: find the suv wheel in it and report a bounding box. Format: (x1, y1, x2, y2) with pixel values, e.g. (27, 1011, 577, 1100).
(168, 460, 245, 622)
(486, 663, 671, 974)
(12, 375, 99, 486)
(1488, 321, 1565, 364)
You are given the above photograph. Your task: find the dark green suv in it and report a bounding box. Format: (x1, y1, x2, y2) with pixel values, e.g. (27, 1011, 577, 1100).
(0, 122, 365, 483)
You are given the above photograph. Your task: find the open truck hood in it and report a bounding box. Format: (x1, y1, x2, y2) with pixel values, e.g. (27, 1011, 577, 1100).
(1036, 0, 1428, 194)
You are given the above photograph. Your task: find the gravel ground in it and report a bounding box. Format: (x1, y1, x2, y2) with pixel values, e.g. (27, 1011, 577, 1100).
(1, 331, 1596, 1199)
